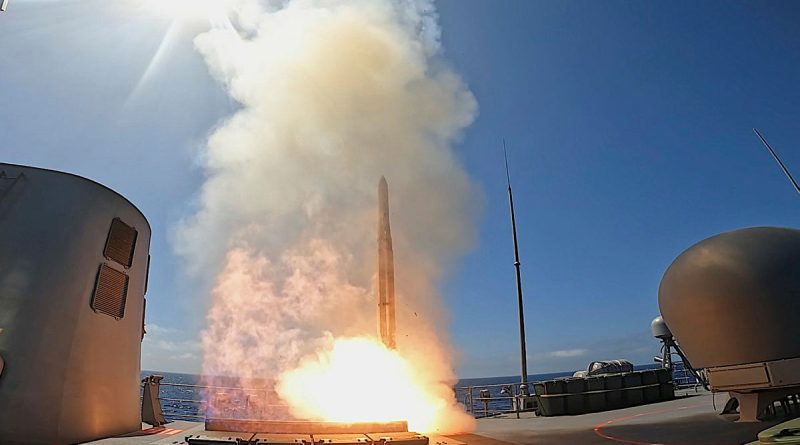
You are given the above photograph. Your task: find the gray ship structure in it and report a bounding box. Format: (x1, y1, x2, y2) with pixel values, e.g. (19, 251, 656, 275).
(0, 163, 151, 444)
(660, 227, 800, 422)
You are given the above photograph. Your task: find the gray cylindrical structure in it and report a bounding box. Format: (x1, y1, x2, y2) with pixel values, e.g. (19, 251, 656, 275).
(0, 163, 150, 444)
(658, 227, 800, 369)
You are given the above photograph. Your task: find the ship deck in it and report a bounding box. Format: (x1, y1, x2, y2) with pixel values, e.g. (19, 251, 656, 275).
(472, 391, 784, 444)
(85, 391, 790, 445)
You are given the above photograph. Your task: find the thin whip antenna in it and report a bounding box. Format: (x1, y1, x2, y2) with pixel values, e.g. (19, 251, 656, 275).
(503, 139, 512, 188)
(503, 139, 530, 397)
(754, 128, 800, 195)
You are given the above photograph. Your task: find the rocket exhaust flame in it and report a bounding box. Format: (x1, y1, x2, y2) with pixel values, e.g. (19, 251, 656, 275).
(178, 0, 478, 434)
(378, 177, 396, 349)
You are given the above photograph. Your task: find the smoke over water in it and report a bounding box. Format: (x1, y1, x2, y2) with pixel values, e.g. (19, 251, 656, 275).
(176, 0, 478, 433)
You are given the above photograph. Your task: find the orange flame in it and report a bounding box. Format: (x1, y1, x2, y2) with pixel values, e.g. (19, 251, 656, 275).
(276, 336, 475, 433)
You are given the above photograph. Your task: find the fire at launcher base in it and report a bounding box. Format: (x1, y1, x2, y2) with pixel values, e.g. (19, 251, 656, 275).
(182, 178, 429, 445)
(187, 419, 428, 445)
(187, 429, 428, 445)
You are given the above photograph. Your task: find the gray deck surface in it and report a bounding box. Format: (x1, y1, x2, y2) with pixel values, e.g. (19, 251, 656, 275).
(84, 391, 793, 445)
(470, 391, 786, 444)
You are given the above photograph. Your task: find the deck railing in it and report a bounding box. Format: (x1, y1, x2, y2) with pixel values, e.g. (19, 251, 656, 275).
(141, 376, 291, 424)
(142, 375, 531, 424)
(141, 367, 690, 425)
(454, 383, 530, 418)
(671, 362, 705, 390)
(453, 366, 699, 418)
(151, 380, 206, 421)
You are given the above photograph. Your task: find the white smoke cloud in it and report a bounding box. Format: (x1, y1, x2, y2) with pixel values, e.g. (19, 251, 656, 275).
(175, 0, 478, 432)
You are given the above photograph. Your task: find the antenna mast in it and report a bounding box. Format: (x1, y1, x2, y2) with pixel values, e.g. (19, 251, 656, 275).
(753, 128, 800, 195)
(504, 140, 530, 396)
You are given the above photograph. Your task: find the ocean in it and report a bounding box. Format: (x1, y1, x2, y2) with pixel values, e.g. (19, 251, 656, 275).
(142, 364, 665, 420)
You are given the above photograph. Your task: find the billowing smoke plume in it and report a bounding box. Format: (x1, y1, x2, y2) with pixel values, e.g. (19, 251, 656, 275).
(176, 0, 478, 433)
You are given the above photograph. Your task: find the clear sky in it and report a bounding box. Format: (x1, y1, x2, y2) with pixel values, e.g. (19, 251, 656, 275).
(1, 0, 799, 378)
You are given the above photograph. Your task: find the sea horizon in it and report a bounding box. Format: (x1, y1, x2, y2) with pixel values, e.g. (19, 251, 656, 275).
(141, 362, 664, 391)
(142, 362, 662, 387)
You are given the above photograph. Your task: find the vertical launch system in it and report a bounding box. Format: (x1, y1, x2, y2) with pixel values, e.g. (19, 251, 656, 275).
(377, 176, 397, 349)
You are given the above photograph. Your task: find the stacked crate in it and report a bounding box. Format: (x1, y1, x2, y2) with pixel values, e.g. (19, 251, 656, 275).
(534, 368, 674, 416)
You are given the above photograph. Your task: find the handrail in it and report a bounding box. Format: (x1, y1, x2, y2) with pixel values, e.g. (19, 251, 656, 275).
(454, 383, 532, 418)
(158, 382, 272, 392)
(159, 397, 204, 404)
(145, 371, 681, 423)
(143, 375, 297, 424)
(455, 382, 518, 390)
(145, 376, 561, 422)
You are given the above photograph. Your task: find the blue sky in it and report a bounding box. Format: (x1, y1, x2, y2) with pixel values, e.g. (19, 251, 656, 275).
(1, 0, 799, 378)
(436, 0, 800, 377)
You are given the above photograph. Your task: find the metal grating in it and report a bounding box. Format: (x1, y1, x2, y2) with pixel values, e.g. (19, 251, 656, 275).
(104, 218, 137, 267)
(92, 264, 129, 319)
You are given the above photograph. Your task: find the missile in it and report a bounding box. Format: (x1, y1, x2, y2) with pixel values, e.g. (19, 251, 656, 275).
(1, 0, 8, 12)
(377, 176, 396, 349)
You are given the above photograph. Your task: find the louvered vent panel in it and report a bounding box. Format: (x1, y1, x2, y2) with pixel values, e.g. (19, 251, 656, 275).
(92, 264, 129, 319)
(104, 218, 137, 267)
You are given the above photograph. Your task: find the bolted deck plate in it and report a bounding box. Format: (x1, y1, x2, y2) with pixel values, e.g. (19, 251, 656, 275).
(304, 433, 371, 445)
(186, 431, 256, 444)
(365, 432, 428, 445)
(188, 431, 429, 445)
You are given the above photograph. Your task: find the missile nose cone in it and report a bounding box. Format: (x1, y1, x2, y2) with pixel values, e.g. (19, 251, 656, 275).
(378, 176, 391, 240)
(379, 176, 388, 196)
(379, 176, 389, 210)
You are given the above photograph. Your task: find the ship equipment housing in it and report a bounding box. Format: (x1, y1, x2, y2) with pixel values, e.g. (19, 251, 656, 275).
(0, 163, 151, 444)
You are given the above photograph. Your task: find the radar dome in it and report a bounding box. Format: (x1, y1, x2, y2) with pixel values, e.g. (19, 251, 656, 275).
(650, 316, 672, 339)
(658, 227, 800, 369)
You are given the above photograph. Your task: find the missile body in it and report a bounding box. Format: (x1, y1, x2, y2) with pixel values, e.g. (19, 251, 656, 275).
(377, 176, 396, 349)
